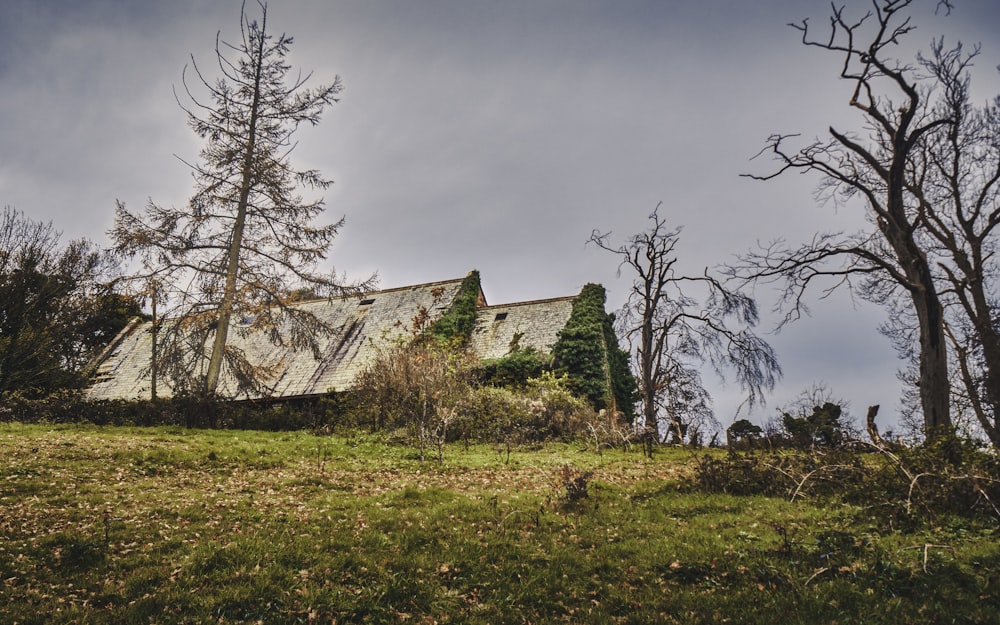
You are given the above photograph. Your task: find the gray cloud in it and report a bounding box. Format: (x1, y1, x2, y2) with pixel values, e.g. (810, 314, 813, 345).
(2, 0, 998, 431)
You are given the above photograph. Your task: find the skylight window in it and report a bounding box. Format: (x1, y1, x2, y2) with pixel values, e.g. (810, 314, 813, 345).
(358, 298, 375, 306)
(494, 312, 508, 321)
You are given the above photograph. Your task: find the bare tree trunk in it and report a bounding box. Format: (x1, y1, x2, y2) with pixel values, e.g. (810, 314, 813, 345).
(831, 104, 953, 438)
(203, 197, 250, 395)
(965, 285, 1000, 445)
(150, 295, 158, 400)
(882, 154, 952, 437)
(865, 405, 883, 446)
(204, 17, 265, 397)
(912, 285, 951, 436)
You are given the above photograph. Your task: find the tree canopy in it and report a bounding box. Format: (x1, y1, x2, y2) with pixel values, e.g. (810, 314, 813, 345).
(0, 208, 137, 394)
(592, 205, 779, 443)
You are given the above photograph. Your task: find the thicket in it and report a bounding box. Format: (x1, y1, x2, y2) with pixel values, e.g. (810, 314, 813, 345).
(726, 389, 859, 451)
(704, 393, 1000, 528)
(456, 373, 599, 445)
(0, 373, 614, 465)
(0, 208, 142, 395)
(347, 334, 605, 458)
(337, 279, 639, 459)
(0, 390, 338, 432)
(477, 346, 549, 387)
(695, 437, 1000, 528)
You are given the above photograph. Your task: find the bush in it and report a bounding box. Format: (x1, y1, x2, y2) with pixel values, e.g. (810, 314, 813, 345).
(781, 402, 849, 448)
(727, 418, 763, 449)
(477, 347, 549, 388)
(456, 373, 600, 445)
(694, 449, 865, 498)
(349, 339, 478, 461)
(456, 385, 532, 445)
(0, 391, 344, 432)
(694, 439, 1000, 528)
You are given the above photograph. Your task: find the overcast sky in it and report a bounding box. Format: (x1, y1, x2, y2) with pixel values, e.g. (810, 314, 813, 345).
(2, 0, 999, 434)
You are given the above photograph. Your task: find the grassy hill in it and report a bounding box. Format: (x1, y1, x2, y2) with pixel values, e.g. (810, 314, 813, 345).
(2, 423, 998, 623)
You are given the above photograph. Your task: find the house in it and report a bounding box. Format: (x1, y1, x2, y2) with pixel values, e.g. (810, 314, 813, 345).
(86, 271, 576, 402)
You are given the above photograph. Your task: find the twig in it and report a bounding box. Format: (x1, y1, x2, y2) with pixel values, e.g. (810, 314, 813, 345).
(901, 544, 954, 573)
(906, 472, 932, 514)
(804, 566, 831, 586)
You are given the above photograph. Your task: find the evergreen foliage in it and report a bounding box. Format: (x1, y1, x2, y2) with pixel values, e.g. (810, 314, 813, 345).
(552, 283, 636, 419)
(781, 402, 848, 448)
(604, 312, 637, 422)
(0, 208, 135, 394)
(429, 271, 482, 344)
(478, 346, 549, 388)
(727, 418, 763, 442)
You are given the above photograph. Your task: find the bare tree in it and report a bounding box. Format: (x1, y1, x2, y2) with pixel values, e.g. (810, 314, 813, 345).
(591, 204, 780, 446)
(351, 306, 477, 463)
(732, 0, 987, 440)
(909, 38, 1000, 444)
(111, 1, 372, 398)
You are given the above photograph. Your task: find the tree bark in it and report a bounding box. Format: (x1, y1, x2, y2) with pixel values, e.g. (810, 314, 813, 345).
(203, 16, 265, 397)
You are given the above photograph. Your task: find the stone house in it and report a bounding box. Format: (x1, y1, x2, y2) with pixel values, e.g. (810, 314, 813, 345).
(86, 271, 576, 402)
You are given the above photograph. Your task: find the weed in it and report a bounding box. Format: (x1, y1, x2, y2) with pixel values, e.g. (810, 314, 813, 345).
(559, 464, 593, 503)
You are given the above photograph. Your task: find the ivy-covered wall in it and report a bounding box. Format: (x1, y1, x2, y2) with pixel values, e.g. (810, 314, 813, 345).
(430, 270, 482, 344)
(478, 347, 550, 388)
(552, 283, 636, 421)
(603, 311, 637, 422)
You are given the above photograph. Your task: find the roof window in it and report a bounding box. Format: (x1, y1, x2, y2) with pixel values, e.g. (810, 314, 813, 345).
(358, 298, 375, 306)
(494, 312, 508, 321)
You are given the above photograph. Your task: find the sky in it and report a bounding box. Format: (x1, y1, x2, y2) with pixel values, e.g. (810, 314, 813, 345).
(2, 0, 999, 435)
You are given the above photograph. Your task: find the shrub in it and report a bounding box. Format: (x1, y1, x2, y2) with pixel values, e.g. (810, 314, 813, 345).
(781, 402, 849, 448)
(522, 372, 599, 440)
(456, 385, 532, 446)
(349, 338, 477, 461)
(727, 418, 763, 449)
(0, 391, 343, 432)
(694, 439, 1000, 528)
(456, 373, 600, 445)
(559, 464, 593, 503)
(477, 347, 549, 388)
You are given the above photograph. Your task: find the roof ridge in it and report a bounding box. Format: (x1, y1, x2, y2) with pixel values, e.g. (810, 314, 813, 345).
(480, 295, 576, 309)
(294, 276, 469, 305)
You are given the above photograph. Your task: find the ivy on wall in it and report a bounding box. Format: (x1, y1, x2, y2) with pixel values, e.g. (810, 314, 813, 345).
(604, 311, 637, 422)
(430, 270, 482, 345)
(552, 283, 636, 421)
(427, 274, 636, 421)
(478, 347, 550, 388)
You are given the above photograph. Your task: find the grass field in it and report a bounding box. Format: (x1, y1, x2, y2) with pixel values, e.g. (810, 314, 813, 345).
(2, 423, 999, 624)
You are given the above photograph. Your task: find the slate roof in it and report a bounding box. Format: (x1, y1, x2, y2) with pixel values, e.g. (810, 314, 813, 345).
(86, 276, 575, 401)
(87, 278, 467, 401)
(470, 297, 575, 361)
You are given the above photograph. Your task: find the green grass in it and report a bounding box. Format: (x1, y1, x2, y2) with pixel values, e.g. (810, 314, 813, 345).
(1, 423, 999, 623)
